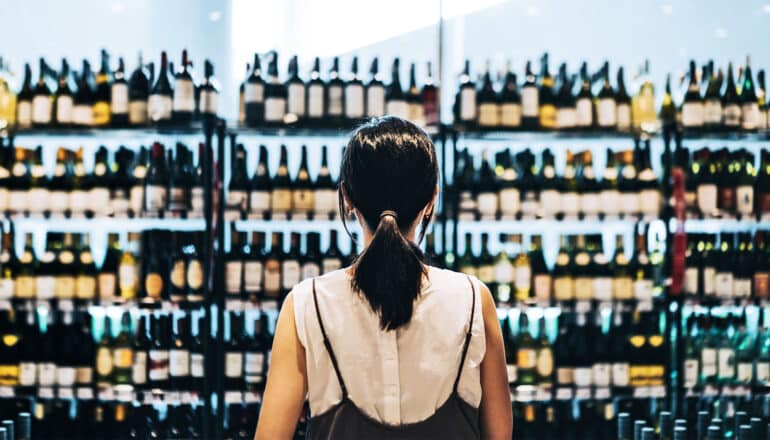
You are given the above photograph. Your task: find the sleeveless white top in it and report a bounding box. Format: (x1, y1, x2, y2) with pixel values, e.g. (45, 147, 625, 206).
(292, 266, 485, 426)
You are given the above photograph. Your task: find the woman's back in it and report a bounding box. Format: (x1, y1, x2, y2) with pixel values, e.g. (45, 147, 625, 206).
(293, 267, 485, 426)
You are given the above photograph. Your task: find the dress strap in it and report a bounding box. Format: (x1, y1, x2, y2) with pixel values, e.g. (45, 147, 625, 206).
(311, 278, 349, 399)
(453, 276, 477, 393)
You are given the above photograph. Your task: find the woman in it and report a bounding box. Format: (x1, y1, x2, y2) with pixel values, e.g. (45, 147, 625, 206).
(255, 116, 512, 439)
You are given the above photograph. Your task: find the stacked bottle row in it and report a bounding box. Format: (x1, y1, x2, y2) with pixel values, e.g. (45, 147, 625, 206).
(238, 52, 438, 129)
(682, 231, 770, 300)
(225, 144, 338, 221)
(457, 229, 664, 306)
(663, 59, 767, 133)
(619, 405, 770, 440)
(675, 144, 770, 220)
(223, 229, 359, 306)
(0, 411, 30, 440)
(0, 228, 206, 305)
(0, 49, 218, 131)
(503, 309, 666, 395)
(0, 398, 204, 440)
(454, 141, 662, 221)
(0, 140, 207, 219)
(0, 307, 220, 400)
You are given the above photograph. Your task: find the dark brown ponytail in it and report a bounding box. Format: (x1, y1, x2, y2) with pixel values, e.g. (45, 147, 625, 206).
(340, 116, 438, 331)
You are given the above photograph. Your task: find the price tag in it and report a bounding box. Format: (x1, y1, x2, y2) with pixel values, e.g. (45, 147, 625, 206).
(575, 387, 592, 400)
(166, 391, 181, 404)
(261, 300, 279, 311)
(98, 386, 114, 401)
(555, 388, 573, 400)
(575, 301, 591, 313)
(595, 387, 611, 400)
(535, 386, 552, 401)
(0, 300, 11, 310)
(226, 299, 244, 311)
(58, 387, 74, 399)
(181, 391, 193, 404)
(38, 387, 55, 399)
(632, 387, 651, 398)
(0, 386, 14, 397)
(636, 300, 653, 312)
(76, 387, 94, 400)
(57, 299, 74, 312)
(651, 385, 666, 398)
(514, 385, 536, 402)
(244, 391, 261, 403)
(225, 391, 243, 404)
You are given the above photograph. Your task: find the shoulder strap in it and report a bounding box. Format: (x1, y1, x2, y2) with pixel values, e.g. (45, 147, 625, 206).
(311, 278, 349, 399)
(453, 276, 477, 393)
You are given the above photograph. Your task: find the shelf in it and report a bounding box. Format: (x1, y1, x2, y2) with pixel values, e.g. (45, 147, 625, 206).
(452, 128, 638, 142)
(10, 216, 206, 231)
(9, 126, 205, 138)
(228, 123, 440, 139)
(454, 218, 640, 234)
(233, 218, 346, 232)
(677, 129, 770, 142)
(672, 218, 770, 233)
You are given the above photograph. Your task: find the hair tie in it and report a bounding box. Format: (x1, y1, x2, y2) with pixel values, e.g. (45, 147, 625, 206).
(379, 210, 398, 221)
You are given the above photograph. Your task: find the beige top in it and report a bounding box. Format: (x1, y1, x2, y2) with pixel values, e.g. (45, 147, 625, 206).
(292, 266, 485, 425)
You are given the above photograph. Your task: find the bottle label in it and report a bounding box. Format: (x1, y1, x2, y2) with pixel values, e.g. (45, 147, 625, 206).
(226, 261, 243, 295)
(499, 188, 520, 216)
(264, 97, 286, 122)
(271, 189, 292, 213)
(36, 276, 56, 300)
(245, 352, 265, 375)
(148, 350, 169, 380)
(129, 185, 144, 215)
(249, 190, 270, 215)
(500, 103, 521, 127)
(38, 363, 56, 386)
(110, 83, 129, 114)
(187, 260, 204, 290)
(75, 275, 96, 299)
(573, 367, 593, 387)
(723, 104, 741, 127)
(96, 347, 113, 377)
(598, 98, 617, 127)
(717, 348, 735, 379)
(301, 262, 321, 281)
(144, 272, 164, 299)
(742, 103, 760, 130)
(386, 100, 409, 119)
(579, 193, 600, 217)
(593, 277, 613, 301)
(515, 266, 531, 292)
(244, 261, 264, 293)
(681, 102, 704, 127)
(459, 88, 477, 121)
(703, 267, 716, 296)
(574, 277, 594, 300)
(704, 99, 722, 125)
(245, 83, 264, 103)
(495, 262, 513, 284)
(114, 347, 133, 368)
(264, 261, 281, 297)
(611, 363, 629, 387)
(612, 276, 633, 300)
(287, 84, 305, 116)
(619, 192, 639, 216)
(715, 272, 733, 298)
(145, 185, 167, 211)
(734, 278, 752, 298)
(476, 192, 498, 218)
(683, 358, 699, 388)
(282, 260, 301, 289)
(757, 362, 770, 383)
(575, 98, 592, 126)
(516, 348, 536, 368)
(132, 352, 147, 384)
(32, 95, 52, 124)
(633, 279, 654, 300)
(539, 189, 560, 218)
(552, 367, 572, 386)
(735, 185, 754, 215)
(324, 85, 342, 116)
(118, 263, 137, 296)
(477, 103, 500, 127)
(169, 349, 190, 377)
(506, 364, 517, 384)
(409, 102, 425, 126)
(292, 189, 315, 213)
(640, 189, 660, 216)
(314, 189, 337, 217)
(754, 272, 770, 298)
(521, 87, 538, 117)
(684, 267, 699, 295)
(0, 279, 13, 300)
(93, 101, 110, 125)
(191, 187, 205, 212)
(536, 349, 554, 376)
(172, 79, 195, 112)
(225, 352, 243, 378)
(26, 187, 47, 214)
(366, 86, 386, 117)
(592, 363, 611, 387)
(69, 190, 89, 214)
(19, 362, 36, 386)
(737, 362, 753, 383)
(307, 84, 324, 117)
(16, 101, 32, 127)
(55, 275, 76, 299)
(89, 187, 111, 216)
(599, 190, 620, 216)
(322, 258, 342, 274)
(148, 94, 172, 121)
(477, 265, 495, 284)
(170, 259, 186, 290)
(553, 277, 574, 301)
(191, 353, 204, 377)
(226, 189, 248, 211)
(556, 107, 576, 129)
(128, 101, 148, 124)
(15, 276, 35, 299)
(616, 104, 631, 129)
(56, 95, 73, 123)
(199, 90, 218, 115)
(533, 274, 552, 300)
(560, 192, 579, 217)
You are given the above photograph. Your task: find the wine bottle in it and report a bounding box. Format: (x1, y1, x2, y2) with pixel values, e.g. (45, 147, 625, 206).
(560, 150, 579, 219)
(0, 309, 20, 386)
(590, 311, 611, 387)
(112, 311, 133, 385)
(476, 150, 498, 220)
(28, 146, 48, 217)
(264, 52, 287, 125)
(554, 62, 575, 130)
(53, 59, 73, 127)
(423, 61, 439, 127)
(499, 61, 521, 129)
(199, 59, 218, 119)
(682, 60, 704, 130)
(696, 148, 718, 218)
(758, 69, 768, 130)
(226, 143, 249, 219)
(366, 57, 386, 118)
(535, 316, 554, 386)
(17, 310, 37, 389)
(244, 315, 269, 391)
(302, 232, 322, 283)
(572, 235, 593, 301)
(498, 150, 519, 220)
(638, 141, 660, 219)
(285, 55, 305, 124)
(530, 235, 551, 302)
(512, 234, 531, 301)
(35, 233, 56, 302)
(189, 143, 205, 216)
(456, 149, 477, 220)
(282, 232, 301, 298)
(386, 58, 409, 120)
(539, 149, 559, 218)
(144, 142, 168, 215)
(0, 59, 18, 131)
(249, 145, 271, 219)
(148, 51, 173, 125)
(172, 49, 195, 126)
(238, 62, 249, 125)
(94, 315, 114, 391)
(740, 56, 760, 131)
(110, 57, 129, 126)
(168, 143, 192, 213)
(322, 230, 344, 274)
(600, 148, 621, 218)
(75, 233, 97, 302)
(292, 145, 314, 219)
(169, 314, 191, 391)
(518, 151, 539, 219)
(129, 146, 148, 217)
(225, 227, 245, 301)
(516, 313, 537, 385)
(612, 235, 633, 300)
(552, 236, 574, 302)
(407, 62, 425, 126)
(148, 314, 170, 390)
(306, 57, 325, 124)
(55, 233, 76, 301)
(264, 232, 283, 301)
(142, 231, 166, 302)
(575, 62, 593, 129)
(185, 232, 205, 303)
(128, 53, 150, 126)
(616, 67, 632, 131)
(610, 310, 630, 388)
(477, 61, 499, 128)
(15, 63, 33, 129)
(89, 146, 111, 217)
(521, 60, 539, 129)
(168, 232, 187, 303)
(659, 73, 676, 130)
(703, 63, 723, 130)
(31, 58, 52, 127)
(455, 59, 476, 126)
(244, 231, 266, 303)
(314, 145, 337, 220)
(476, 233, 494, 295)
(723, 62, 742, 130)
(457, 233, 476, 278)
(14, 232, 36, 300)
(578, 151, 600, 219)
(224, 312, 245, 391)
(538, 54, 557, 130)
(0, 226, 14, 301)
(190, 314, 205, 392)
(618, 149, 639, 218)
(72, 60, 94, 127)
(597, 62, 618, 129)
(270, 145, 292, 220)
(93, 50, 111, 127)
(735, 150, 754, 218)
(326, 56, 344, 124)
(632, 227, 653, 301)
(492, 234, 512, 305)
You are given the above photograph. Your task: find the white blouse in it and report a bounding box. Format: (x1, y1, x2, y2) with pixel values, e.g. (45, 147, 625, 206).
(292, 266, 485, 426)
